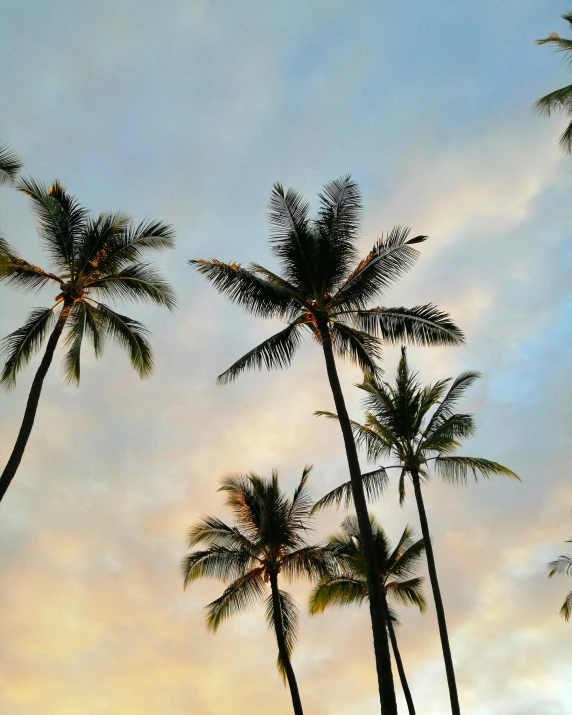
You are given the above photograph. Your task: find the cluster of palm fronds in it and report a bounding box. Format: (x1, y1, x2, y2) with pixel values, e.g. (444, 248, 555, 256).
(1, 108, 569, 715)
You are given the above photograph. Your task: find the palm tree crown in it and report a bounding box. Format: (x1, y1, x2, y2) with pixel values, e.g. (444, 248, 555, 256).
(309, 515, 425, 617)
(0, 178, 176, 386)
(190, 176, 463, 384)
(314, 348, 519, 510)
(182, 467, 333, 689)
(535, 12, 572, 152)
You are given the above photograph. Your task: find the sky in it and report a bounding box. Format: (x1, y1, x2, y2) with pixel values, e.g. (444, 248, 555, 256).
(1, 1, 571, 713)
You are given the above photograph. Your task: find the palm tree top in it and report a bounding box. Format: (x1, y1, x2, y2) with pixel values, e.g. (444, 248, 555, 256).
(190, 176, 463, 384)
(314, 347, 519, 510)
(0, 178, 176, 387)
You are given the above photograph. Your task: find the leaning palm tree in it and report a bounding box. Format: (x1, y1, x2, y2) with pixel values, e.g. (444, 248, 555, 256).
(535, 12, 572, 152)
(548, 528, 572, 621)
(182, 466, 332, 715)
(0, 178, 176, 502)
(310, 515, 425, 715)
(190, 176, 463, 715)
(0, 143, 23, 272)
(313, 348, 519, 715)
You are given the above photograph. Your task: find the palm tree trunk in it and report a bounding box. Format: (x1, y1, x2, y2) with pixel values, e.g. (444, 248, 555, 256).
(317, 316, 398, 715)
(0, 301, 72, 503)
(386, 616, 416, 715)
(410, 468, 461, 715)
(268, 572, 304, 715)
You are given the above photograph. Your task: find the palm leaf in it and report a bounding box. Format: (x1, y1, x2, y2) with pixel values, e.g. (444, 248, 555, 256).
(352, 303, 464, 346)
(217, 319, 306, 385)
(87, 263, 177, 310)
(309, 575, 368, 614)
(205, 569, 266, 632)
(0, 145, 22, 185)
(0, 306, 57, 388)
(181, 546, 253, 587)
(189, 258, 296, 318)
(286, 464, 314, 528)
(265, 589, 299, 681)
(386, 577, 426, 612)
(0, 254, 61, 291)
(560, 591, 572, 621)
(330, 320, 382, 375)
(548, 552, 572, 578)
(433, 456, 520, 485)
(311, 467, 388, 512)
(422, 371, 481, 438)
(94, 303, 153, 378)
(62, 303, 87, 385)
(186, 515, 257, 552)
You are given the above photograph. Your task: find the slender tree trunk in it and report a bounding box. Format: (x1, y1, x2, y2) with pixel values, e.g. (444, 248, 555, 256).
(268, 572, 304, 715)
(317, 316, 398, 715)
(0, 301, 72, 503)
(386, 616, 416, 715)
(411, 469, 461, 715)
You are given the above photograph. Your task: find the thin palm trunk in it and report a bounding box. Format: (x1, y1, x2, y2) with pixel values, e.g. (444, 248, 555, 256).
(386, 616, 416, 715)
(317, 316, 398, 715)
(0, 301, 72, 502)
(268, 572, 304, 715)
(411, 469, 460, 715)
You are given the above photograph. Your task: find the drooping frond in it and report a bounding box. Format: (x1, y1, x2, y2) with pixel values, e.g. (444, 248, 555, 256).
(0, 306, 57, 388)
(548, 552, 572, 578)
(433, 456, 520, 485)
(558, 118, 572, 152)
(268, 182, 316, 292)
(330, 320, 382, 375)
(281, 544, 333, 581)
(353, 303, 464, 346)
(313, 175, 361, 290)
(309, 575, 368, 614)
(87, 263, 177, 310)
(386, 577, 426, 612)
(94, 303, 154, 378)
(265, 589, 299, 681)
(333, 226, 425, 310)
(189, 258, 298, 318)
(216, 319, 306, 385)
(187, 515, 257, 551)
(311, 467, 388, 513)
(535, 84, 572, 117)
(62, 302, 87, 385)
(205, 569, 267, 632)
(181, 546, 254, 587)
(560, 590, 572, 621)
(0, 144, 22, 185)
(17, 177, 88, 273)
(0, 254, 61, 291)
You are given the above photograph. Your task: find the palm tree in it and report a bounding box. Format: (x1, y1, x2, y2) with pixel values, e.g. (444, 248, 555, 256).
(0, 143, 23, 272)
(181, 466, 333, 715)
(0, 178, 176, 502)
(548, 526, 572, 621)
(310, 515, 425, 715)
(190, 176, 463, 715)
(313, 348, 519, 715)
(535, 12, 572, 152)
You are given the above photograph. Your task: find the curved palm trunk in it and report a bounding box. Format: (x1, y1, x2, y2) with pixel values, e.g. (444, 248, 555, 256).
(386, 616, 416, 715)
(317, 317, 398, 715)
(411, 469, 460, 715)
(0, 301, 72, 503)
(268, 572, 304, 715)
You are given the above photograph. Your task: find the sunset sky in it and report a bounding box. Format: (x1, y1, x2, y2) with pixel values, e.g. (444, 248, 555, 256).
(1, 2, 571, 713)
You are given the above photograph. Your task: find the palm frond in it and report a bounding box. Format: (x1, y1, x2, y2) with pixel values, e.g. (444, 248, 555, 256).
(0, 145, 22, 185)
(187, 515, 257, 552)
(330, 320, 382, 375)
(333, 226, 424, 309)
(286, 465, 314, 528)
(62, 303, 87, 385)
(0, 306, 57, 388)
(17, 177, 87, 273)
(548, 553, 572, 578)
(309, 575, 368, 614)
(433, 456, 520, 485)
(189, 258, 298, 318)
(265, 589, 299, 681)
(535, 32, 572, 64)
(352, 303, 464, 346)
(0, 254, 61, 291)
(94, 303, 153, 378)
(535, 84, 572, 117)
(421, 414, 476, 453)
(281, 544, 334, 581)
(181, 546, 253, 587)
(311, 467, 388, 513)
(205, 569, 266, 632)
(559, 118, 572, 153)
(422, 371, 481, 438)
(560, 590, 572, 621)
(87, 263, 177, 310)
(386, 577, 426, 612)
(217, 319, 305, 385)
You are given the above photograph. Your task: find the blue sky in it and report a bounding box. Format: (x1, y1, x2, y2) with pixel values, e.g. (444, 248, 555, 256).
(1, 2, 571, 713)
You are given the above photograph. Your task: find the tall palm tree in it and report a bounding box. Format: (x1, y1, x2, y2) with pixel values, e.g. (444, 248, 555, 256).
(0, 144, 23, 272)
(310, 515, 426, 715)
(181, 466, 332, 715)
(0, 178, 176, 502)
(548, 526, 572, 621)
(535, 12, 572, 152)
(313, 348, 519, 715)
(190, 176, 463, 715)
